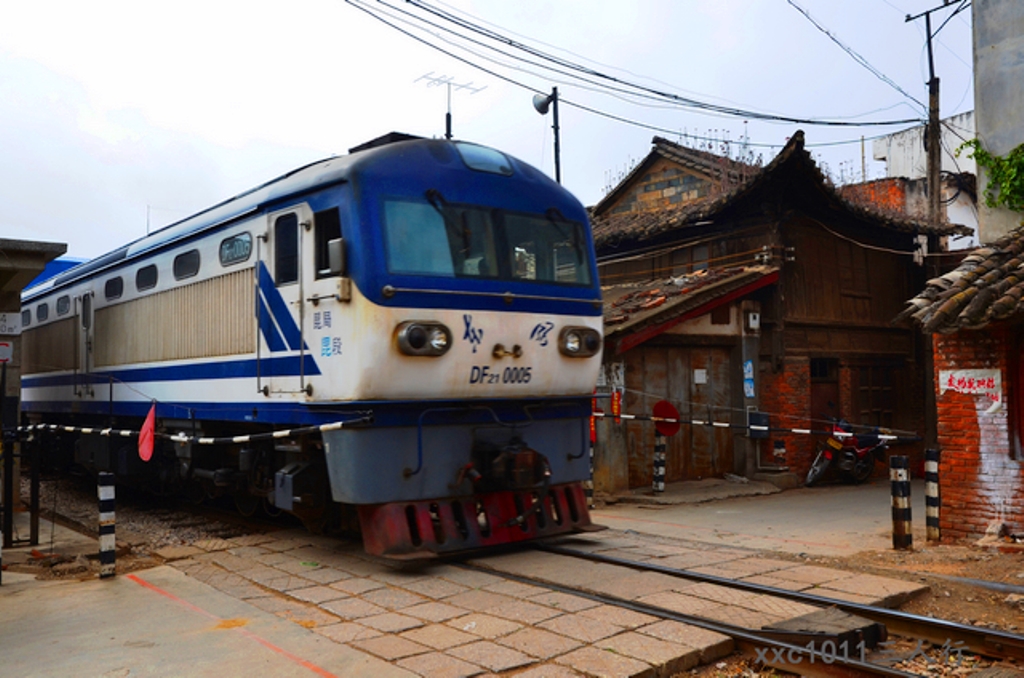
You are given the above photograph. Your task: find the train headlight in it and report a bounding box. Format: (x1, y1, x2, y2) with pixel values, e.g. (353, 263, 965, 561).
(396, 321, 452, 356)
(559, 326, 602, 357)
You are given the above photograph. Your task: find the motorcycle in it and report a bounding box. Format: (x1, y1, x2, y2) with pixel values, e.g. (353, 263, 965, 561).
(805, 417, 889, 487)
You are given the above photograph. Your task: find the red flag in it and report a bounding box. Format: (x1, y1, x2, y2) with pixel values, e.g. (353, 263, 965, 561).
(139, 401, 156, 462)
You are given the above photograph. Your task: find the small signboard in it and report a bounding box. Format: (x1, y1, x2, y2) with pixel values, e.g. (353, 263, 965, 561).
(0, 341, 12, 363)
(0, 312, 20, 336)
(938, 368, 1001, 403)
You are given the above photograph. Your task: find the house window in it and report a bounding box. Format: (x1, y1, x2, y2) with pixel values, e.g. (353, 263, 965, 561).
(856, 365, 895, 429)
(811, 358, 838, 381)
(670, 244, 710, 276)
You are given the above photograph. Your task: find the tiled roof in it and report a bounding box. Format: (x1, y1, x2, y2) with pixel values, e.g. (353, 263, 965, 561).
(896, 226, 1024, 334)
(602, 265, 779, 353)
(591, 131, 970, 252)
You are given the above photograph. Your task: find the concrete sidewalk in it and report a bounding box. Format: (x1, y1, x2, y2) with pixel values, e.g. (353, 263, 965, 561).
(0, 565, 411, 678)
(595, 478, 929, 557)
(0, 514, 409, 678)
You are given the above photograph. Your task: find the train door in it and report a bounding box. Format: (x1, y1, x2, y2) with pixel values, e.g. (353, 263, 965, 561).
(257, 206, 312, 396)
(75, 291, 94, 398)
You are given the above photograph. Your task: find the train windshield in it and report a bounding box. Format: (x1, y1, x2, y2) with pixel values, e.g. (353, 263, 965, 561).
(382, 197, 592, 286)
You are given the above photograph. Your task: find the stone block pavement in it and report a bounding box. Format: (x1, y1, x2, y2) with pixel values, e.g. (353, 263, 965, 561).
(154, 527, 928, 677)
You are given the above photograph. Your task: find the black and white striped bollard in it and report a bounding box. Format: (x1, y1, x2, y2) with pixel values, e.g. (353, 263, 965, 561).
(890, 455, 912, 550)
(653, 432, 666, 494)
(925, 449, 940, 542)
(98, 472, 115, 578)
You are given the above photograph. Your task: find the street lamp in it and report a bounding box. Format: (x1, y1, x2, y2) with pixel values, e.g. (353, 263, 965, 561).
(532, 87, 561, 184)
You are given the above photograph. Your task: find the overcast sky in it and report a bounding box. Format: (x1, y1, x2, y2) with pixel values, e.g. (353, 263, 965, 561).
(1, 0, 974, 260)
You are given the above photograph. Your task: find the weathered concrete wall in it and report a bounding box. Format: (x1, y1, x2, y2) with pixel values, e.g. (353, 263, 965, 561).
(973, 0, 1024, 242)
(872, 112, 975, 179)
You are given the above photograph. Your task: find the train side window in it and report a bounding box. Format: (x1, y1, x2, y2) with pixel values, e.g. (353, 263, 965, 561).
(37, 303, 49, 322)
(173, 249, 201, 280)
(21, 310, 30, 327)
(105, 277, 123, 300)
(56, 295, 71, 316)
(219, 232, 252, 266)
(136, 264, 158, 291)
(314, 208, 342, 278)
(275, 213, 299, 285)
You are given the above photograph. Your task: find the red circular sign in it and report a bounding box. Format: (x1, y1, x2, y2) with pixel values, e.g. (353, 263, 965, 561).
(652, 400, 681, 437)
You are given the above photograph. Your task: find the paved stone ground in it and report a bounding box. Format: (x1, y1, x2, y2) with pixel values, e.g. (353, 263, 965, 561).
(157, 528, 927, 677)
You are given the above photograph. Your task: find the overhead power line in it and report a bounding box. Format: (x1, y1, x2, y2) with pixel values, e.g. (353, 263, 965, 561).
(343, 0, 917, 152)
(357, 0, 924, 128)
(786, 0, 927, 112)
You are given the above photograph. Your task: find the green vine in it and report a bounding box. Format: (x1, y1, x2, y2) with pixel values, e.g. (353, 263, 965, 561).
(957, 139, 1024, 212)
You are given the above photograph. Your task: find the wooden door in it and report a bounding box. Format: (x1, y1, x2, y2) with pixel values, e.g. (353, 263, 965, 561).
(688, 348, 731, 479)
(624, 345, 732, 488)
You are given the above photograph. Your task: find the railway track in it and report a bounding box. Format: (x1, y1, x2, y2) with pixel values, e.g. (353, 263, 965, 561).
(456, 542, 1024, 677)
(26, 472, 1023, 675)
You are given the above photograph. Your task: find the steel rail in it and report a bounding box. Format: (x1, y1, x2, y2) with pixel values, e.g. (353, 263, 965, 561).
(456, 561, 914, 678)
(537, 543, 1024, 661)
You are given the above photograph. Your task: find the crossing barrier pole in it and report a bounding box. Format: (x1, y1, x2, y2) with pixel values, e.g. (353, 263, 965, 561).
(925, 448, 941, 542)
(653, 432, 666, 494)
(890, 455, 912, 550)
(98, 472, 116, 578)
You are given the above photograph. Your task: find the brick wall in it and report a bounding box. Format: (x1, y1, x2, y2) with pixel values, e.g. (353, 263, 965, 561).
(933, 328, 1024, 540)
(760, 357, 815, 477)
(606, 158, 711, 215)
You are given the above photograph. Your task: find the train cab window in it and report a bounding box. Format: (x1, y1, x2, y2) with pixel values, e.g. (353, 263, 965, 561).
(383, 200, 455, 276)
(56, 295, 71, 316)
(21, 310, 30, 327)
(274, 213, 299, 285)
(105, 277, 123, 300)
(173, 249, 201, 280)
(504, 212, 591, 285)
(36, 303, 49, 322)
(219, 232, 252, 266)
(136, 265, 158, 291)
(314, 208, 342, 279)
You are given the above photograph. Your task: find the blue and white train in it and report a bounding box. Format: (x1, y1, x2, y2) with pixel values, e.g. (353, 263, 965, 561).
(21, 134, 603, 556)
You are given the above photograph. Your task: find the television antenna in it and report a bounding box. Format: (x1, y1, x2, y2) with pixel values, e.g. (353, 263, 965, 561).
(415, 72, 487, 140)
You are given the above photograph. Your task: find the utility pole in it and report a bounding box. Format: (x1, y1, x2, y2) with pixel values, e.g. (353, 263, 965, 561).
(906, 0, 970, 225)
(906, 1, 969, 455)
